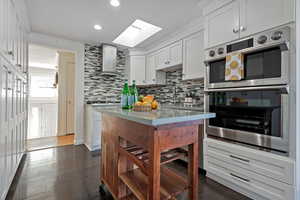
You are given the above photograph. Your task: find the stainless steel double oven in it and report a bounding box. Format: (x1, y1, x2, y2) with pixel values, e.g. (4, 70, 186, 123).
(204, 26, 291, 153)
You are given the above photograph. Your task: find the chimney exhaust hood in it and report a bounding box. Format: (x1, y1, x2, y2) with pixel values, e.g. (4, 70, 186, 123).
(102, 44, 118, 75)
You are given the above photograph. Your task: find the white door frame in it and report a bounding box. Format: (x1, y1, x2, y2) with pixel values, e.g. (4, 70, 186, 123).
(296, 0, 300, 199)
(29, 32, 85, 145)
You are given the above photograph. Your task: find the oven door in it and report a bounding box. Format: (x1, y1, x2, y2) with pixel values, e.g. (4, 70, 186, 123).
(205, 44, 289, 89)
(205, 86, 289, 152)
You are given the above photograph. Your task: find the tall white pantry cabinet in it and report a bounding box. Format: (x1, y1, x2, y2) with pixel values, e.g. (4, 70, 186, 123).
(0, 0, 29, 200)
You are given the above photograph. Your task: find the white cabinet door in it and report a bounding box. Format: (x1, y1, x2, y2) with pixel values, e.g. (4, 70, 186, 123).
(240, 0, 295, 38)
(156, 47, 169, 69)
(169, 40, 183, 66)
(129, 56, 146, 85)
(183, 31, 205, 80)
(0, 0, 4, 54)
(205, 0, 240, 48)
(146, 54, 156, 84)
(8, 1, 16, 64)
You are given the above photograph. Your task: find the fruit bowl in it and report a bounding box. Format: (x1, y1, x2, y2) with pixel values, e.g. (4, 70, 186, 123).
(132, 104, 152, 112)
(133, 95, 159, 112)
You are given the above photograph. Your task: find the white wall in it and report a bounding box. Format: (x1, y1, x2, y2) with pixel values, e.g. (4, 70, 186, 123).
(296, 0, 300, 198)
(144, 16, 204, 53)
(29, 32, 85, 145)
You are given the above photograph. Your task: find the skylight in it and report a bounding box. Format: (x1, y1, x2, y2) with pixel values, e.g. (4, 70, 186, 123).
(113, 19, 162, 47)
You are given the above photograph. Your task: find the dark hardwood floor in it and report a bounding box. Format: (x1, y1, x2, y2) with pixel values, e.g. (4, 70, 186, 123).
(6, 145, 251, 200)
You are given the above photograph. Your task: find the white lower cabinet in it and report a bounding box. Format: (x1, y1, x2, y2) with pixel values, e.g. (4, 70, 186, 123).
(84, 104, 102, 151)
(204, 138, 296, 200)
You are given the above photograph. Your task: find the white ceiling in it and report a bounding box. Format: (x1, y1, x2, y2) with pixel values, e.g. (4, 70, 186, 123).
(25, 0, 205, 48)
(29, 44, 58, 69)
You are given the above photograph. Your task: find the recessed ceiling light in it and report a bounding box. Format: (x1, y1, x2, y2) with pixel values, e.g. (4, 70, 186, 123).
(110, 0, 120, 7)
(94, 24, 102, 30)
(113, 19, 162, 47)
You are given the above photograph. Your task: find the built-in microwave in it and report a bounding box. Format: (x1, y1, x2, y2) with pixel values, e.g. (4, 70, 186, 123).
(205, 85, 289, 153)
(204, 27, 290, 90)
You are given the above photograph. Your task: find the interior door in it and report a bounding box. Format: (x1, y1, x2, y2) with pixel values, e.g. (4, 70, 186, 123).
(240, 0, 295, 38)
(58, 52, 75, 135)
(66, 61, 75, 134)
(205, 0, 240, 48)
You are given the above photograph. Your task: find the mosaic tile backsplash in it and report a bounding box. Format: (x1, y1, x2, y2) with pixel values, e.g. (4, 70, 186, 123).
(84, 44, 126, 103)
(84, 43, 204, 105)
(138, 70, 204, 105)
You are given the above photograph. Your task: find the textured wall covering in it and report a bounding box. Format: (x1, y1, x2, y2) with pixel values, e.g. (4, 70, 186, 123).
(84, 44, 126, 103)
(84, 43, 204, 105)
(138, 69, 204, 105)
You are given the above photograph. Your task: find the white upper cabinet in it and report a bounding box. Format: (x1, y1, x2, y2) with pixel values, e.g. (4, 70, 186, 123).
(239, 0, 295, 37)
(183, 31, 205, 80)
(146, 53, 166, 85)
(146, 54, 156, 85)
(126, 55, 146, 86)
(169, 41, 183, 66)
(156, 47, 169, 69)
(205, 0, 240, 48)
(156, 40, 183, 70)
(204, 0, 295, 48)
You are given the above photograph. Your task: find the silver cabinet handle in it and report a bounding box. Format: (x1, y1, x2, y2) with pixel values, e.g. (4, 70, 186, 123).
(230, 173, 250, 183)
(240, 26, 246, 32)
(8, 51, 14, 56)
(233, 28, 239, 33)
(230, 155, 250, 163)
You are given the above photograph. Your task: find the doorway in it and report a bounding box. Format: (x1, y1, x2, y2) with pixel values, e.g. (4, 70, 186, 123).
(27, 44, 75, 151)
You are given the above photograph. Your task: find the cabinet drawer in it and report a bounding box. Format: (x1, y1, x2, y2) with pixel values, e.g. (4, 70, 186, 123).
(206, 155, 295, 200)
(205, 138, 294, 185)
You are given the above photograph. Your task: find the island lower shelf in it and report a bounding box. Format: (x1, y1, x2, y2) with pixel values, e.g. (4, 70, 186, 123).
(119, 167, 188, 200)
(100, 110, 215, 200)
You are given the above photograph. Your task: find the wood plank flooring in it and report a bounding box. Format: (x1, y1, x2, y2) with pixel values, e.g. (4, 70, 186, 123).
(27, 134, 75, 151)
(5, 145, 251, 200)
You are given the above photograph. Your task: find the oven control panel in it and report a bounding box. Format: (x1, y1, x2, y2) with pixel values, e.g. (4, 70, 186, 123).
(205, 26, 290, 62)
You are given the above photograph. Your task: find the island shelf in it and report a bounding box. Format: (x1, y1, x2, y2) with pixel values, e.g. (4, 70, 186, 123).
(99, 108, 215, 200)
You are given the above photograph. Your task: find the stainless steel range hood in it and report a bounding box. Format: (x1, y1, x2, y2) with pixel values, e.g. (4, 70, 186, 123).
(102, 44, 117, 75)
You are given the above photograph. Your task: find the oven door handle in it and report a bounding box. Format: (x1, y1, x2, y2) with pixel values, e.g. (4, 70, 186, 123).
(205, 85, 289, 94)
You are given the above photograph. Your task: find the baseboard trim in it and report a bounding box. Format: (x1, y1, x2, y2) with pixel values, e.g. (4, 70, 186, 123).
(1, 152, 26, 200)
(84, 143, 100, 152)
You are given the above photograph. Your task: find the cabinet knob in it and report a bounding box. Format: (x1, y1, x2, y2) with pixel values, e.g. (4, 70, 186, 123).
(8, 51, 14, 56)
(152, 79, 156, 81)
(240, 26, 246, 32)
(233, 28, 239, 33)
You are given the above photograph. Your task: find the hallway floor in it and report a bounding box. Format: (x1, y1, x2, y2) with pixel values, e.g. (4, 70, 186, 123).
(6, 145, 251, 200)
(27, 134, 75, 151)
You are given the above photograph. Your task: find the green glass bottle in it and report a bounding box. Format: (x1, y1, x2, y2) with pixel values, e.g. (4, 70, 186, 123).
(132, 80, 138, 104)
(121, 80, 129, 109)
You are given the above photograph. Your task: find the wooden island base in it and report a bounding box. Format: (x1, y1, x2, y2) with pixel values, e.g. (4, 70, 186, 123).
(100, 114, 202, 200)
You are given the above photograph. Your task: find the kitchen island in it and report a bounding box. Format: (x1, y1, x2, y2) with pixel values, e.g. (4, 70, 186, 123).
(97, 107, 215, 200)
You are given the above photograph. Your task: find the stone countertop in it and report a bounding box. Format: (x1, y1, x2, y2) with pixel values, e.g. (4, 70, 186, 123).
(94, 107, 215, 126)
